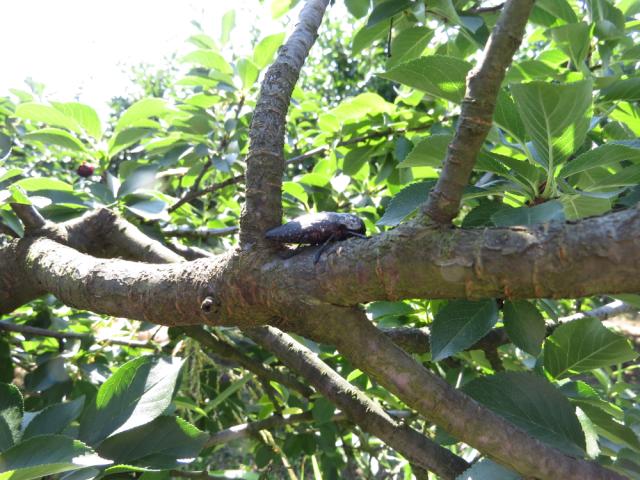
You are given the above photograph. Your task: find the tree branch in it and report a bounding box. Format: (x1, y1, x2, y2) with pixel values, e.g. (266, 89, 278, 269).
(168, 175, 244, 213)
(245, 326, 470, 479)
(10, 203, 46, 231)
(183, 326, 313, 397)
(307, 306, 624, 480)
(239, 0, 331, 248)
(162, 225, 238, 239)
(422, 0, 535, 224)
(0, 319, 158, 349)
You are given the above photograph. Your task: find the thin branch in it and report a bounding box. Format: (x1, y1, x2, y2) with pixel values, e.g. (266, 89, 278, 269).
(172, 95, 246, 209)
(462, 3, 505, 15)
(168, 175, 244, 213)
(0, 319, 158, 349)
(165, 239, 215, 260)
(239, 0, 331, 248)
(183, 326, 313, 397)
(10, 203, 46, 231)
(245, 326, 470, 480)
(422, 0, 535, 224)
(162, 225, 238, 239)
(559, 299, 634, 323)
(285, 123, 433, 165)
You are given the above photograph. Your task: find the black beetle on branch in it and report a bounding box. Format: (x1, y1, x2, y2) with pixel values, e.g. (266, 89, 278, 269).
(266, 212, 367, 263)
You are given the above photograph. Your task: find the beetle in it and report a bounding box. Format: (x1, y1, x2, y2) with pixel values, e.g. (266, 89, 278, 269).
(265, 212, 367, 263)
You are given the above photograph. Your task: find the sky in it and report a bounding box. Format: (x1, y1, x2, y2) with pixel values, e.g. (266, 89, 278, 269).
(0, 0, 289, 118)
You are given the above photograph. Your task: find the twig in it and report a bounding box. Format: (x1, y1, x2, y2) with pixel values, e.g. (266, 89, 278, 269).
(168, 175, 244, 213)
(173, 95, 246, 208)
(165, 239, 214, 260)
(422, 0, 535, 224)
(559, 300, 634, 323)
(0, 320, 158, 349)
(162, 225, 238, 238)
(462, 3, 505, 15)
(10, 203, 46, 231)
(239, 0, 332, 248)
(285, 124, 433, 165)
(245, 326, 470, 480)
(183, 326, 314, 397)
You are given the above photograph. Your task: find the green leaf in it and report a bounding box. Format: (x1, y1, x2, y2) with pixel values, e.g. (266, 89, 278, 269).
(430, 300, 499, 361)
(511, 80, 593, 169)
(600, 78, 640, 102)
(491, 201, 565, 227)
(24, 128, 86, 152)
(328, 93, 394, 124)
(494, 90, 526, 141)
(561, 194, 612, 220)
(220, 10, 235, 45)
(544, 317, 638, 379)
(503, 300, 546, 356)
(0, 435, 110, 480)
(352, 21, 388, 55)
(23, 397, 85, 440)
(536, 0, 578, 24)
(13, 177, 73, 193)
(7, 185, 31, 206)
(282, 181, 308, 204)
(456, 459, 519, 480)
(387, 27, 433, 69)
(14, 103, 82, 135)
(429, 0, 461, 25)
(463, 372, 585, 456)
(115, 98, 169, 133)
(108, 127, 154, 158)
(579, 404, 640, 453)
(252, 33, 286, 69)
(78, 356, 184, 446)
(126, 200, 168, 221)
(559, 143, 640, 178)
(180, 50, 233, 74)
(547, 23, 591, 67)
(345, 0, 370, 18)
(312, 398, 336, 425)
(236, 58, 259, 90)
(0, 383, 23, 452)
(397, 134, 451, 168)
(380, 56, 471, 103)
(96, 416, 207, 467)
(52, 102, 102, 140)
(377, 180, 434, 226)
(367, 0, 413, 27)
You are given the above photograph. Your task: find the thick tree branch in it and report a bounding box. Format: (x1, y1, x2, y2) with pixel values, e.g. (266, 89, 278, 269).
(306, 307, 624, 480)
(5, 207, 640, 321)
(245, 326, 470, 479)
(422, 0, 535, 224)
(239, 0, 331, 248)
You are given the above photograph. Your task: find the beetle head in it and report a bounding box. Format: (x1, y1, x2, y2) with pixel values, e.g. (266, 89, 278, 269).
(341, 214, 366, 234)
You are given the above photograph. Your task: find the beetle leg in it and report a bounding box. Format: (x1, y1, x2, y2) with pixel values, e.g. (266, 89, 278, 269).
(313, 233, 336, 264)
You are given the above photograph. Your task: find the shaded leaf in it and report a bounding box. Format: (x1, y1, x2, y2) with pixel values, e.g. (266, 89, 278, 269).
(544, 317, 638, 378)
(23, 397, 85, 440)
(0, 435, 110, 480)
(397, 134, 451, 168)
(463, 372, 585, 456)
(0, 383, 23, 452)
(503, 300, 546, 356)
(377, 180, 434, 226)
(78, 356, 184, 446)
(430, 300, 498, 361)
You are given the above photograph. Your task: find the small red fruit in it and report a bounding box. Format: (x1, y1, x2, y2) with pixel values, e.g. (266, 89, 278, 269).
(77, 162, 96, 178)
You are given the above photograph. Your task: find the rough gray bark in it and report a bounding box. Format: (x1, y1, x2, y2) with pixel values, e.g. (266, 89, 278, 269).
(423, 0, 536, 224)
